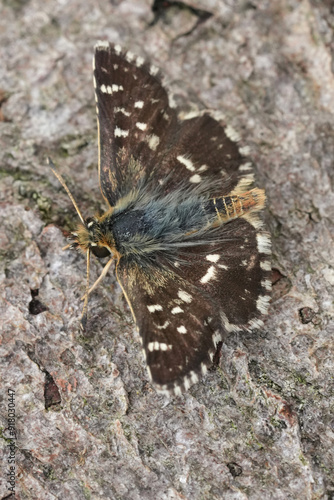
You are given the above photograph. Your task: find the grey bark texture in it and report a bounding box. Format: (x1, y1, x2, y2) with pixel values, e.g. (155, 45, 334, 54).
(1, 0, 334, 499)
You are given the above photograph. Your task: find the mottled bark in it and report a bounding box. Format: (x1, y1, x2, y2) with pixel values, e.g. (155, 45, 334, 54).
(1, 1, 333, 499)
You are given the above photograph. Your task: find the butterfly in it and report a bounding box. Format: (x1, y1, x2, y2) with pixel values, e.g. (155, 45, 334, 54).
(51, 41, 271, 396)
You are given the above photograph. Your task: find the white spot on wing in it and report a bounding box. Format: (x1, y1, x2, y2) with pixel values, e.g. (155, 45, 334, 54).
(256, 233, 271, 254)
(115, 127, 129, 137)
(112, 84, 123, 92)
(224, 125, 240, 142)
(177, 326, 187, 334)
(171, 306, 183, 314)
(178, 109, 203, 120)
(147, 304, 163, 313)
(178, 290, 193, 303)
(239, 145, 251, 156)
(154, 321, 170, 330)
(238, 162, 252, 172)
(148, 341, 172, 351)
(95, 40, 110, 50)
(221, 312, 241, 333)
(230, 174, 255, 196)
(136, 56, 144, 67)
(134, 100, 144, 108)
(125, 51, 134, 62)
(249, 318, 264, 330)
(136, 122, 147, 131)
(243, 214, 263, 229)
(200, 266, 217, 284)
(256, 295, 271, 314)
(150, 64, 159, 76)
(198, 164, 208, 172)
(115, 107, 130, 116)
(183, 377, 190, 391)
(206, 254, 220, 263)
(212, 330, 221, 345)
(161, 343, 172, 351)
(114, 44, 122, 55)
(189, 174, 202, 183)
(261, 279, 272, 291)
(177, 155, 195, 171)
(190, 371, 199, 384)
(260, 260, 271, 271)
(146, 134, 160, 151)
(173, 385, 182, 396)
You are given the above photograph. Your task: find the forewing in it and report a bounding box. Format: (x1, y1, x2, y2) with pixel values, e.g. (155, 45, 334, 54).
(94, 41, 253, 205)
(94, 41, 178, 205)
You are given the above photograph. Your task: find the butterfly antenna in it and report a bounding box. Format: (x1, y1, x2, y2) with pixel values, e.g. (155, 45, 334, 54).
(80, 248, 91, 330)
(81, 257, 114, 300)
(47, 157, 85, 225)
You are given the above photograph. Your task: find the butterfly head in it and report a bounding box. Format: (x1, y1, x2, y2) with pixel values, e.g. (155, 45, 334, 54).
(71, 216, 120, 260)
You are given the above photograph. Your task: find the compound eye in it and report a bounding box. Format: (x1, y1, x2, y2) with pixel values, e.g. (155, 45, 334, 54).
(91, 246, 111, 258)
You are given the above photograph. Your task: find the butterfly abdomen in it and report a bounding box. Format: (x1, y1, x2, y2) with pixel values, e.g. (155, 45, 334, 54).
(206, 188, 266, 223)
